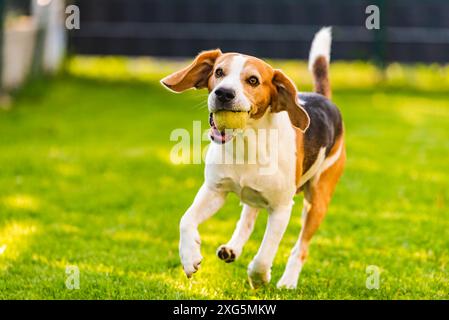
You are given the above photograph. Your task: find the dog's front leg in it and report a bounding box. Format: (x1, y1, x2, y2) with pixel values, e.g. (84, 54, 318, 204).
(217, 205, 259, 263)
(247, 204, 292, 288)
(179, 184, 227, 278)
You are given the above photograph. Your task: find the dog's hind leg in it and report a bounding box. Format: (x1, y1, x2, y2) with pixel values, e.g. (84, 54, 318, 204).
(179, 184, 227, 278)
(277, 140, 345, 289)
(247, 204, 293, 289)
(217, 205, 259, 263)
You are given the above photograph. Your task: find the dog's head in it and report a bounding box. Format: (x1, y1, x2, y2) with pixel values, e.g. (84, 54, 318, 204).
(161, 50, 309, 143)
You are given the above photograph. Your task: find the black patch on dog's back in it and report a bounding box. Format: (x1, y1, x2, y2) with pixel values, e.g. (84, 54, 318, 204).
(299, 93, 343, 173)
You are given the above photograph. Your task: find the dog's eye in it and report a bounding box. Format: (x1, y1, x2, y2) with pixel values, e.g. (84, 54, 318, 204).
(247, 76, 259, 86)
(215, 68, 224, 78)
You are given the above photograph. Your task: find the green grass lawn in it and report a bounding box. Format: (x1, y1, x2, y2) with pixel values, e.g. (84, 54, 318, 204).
(0, 58, 448, 299)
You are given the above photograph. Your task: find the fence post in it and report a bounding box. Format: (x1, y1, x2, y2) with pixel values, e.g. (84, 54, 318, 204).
(31, 0, 49, 77)
(374, 0, 387, 69)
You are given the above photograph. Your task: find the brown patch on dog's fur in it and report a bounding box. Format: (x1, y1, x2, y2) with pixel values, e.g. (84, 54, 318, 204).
(312, 56, 331, 99)
(242, 57, 275, 119)
(271, 70, 310, 131)
(294, 128, 305, 187)
(161, 49, 222, 92)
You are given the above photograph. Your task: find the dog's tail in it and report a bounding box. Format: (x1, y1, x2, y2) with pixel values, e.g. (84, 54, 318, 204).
(308, 27, 332, 99)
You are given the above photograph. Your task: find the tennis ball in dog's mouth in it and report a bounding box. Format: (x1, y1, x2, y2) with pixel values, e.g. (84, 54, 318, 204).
(212, 111, 249, 131)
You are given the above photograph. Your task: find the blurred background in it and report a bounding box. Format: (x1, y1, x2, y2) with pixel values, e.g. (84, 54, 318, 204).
(1, 0, 448, 299)
(2, 0, 449, 92)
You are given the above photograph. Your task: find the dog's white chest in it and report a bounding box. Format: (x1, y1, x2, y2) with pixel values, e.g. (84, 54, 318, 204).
(209, 170, 274, 208)
(204, 111, 297, 209)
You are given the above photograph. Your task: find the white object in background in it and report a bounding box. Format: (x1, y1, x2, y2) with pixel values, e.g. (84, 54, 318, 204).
(32, 0, 67, 72)
(2, 17, 37, 89)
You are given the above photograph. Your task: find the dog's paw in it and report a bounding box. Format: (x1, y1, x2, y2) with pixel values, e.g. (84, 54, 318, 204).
(182, 255, 202, 278)
(276, 275, 298, 289)
(247, 261, 271, 289)
(276, 262, 302, 289)
(216, 245, 238, 263)
(180, 233, 203, 278)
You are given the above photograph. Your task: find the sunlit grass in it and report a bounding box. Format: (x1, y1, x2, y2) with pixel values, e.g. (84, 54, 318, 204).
(67, 56, 449, 92)
(2, 194, 40, 211)
(0, 58, 448, 299)
(0, 222, 37, 270)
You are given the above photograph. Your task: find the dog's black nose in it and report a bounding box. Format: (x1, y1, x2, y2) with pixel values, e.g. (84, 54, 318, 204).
(215, 88, 235, 103)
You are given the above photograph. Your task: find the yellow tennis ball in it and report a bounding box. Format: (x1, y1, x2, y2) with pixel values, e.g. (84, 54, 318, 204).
(213, 111, 249, 131)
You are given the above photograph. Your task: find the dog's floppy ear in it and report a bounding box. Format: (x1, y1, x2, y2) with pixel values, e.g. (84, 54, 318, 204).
(271, 69, 310, 132)
(160, 49, 222, 92)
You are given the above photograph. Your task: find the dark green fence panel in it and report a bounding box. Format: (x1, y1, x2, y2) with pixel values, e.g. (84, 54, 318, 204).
(69, 0, 449, 63)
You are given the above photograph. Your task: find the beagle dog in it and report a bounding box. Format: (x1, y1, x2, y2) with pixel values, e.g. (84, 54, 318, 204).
(161, 27, 345, 289)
